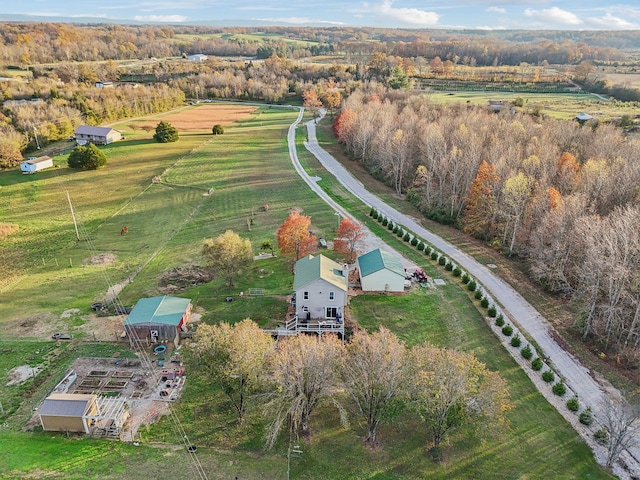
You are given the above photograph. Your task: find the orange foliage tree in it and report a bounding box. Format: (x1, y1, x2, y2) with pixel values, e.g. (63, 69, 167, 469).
(303, 89, 323, 118)
(556, 152, 580, 195)
(462, 160, 499, 240)
(333, 107, 355, 142)
(334, 217, 365, 263)
(276, 212, 317, 262)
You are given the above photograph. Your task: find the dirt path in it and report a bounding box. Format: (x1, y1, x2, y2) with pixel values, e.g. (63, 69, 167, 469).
(299, 109, 639, 479)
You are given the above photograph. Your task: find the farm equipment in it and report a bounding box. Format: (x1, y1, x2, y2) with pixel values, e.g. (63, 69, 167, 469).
(411, 269, 429, 284)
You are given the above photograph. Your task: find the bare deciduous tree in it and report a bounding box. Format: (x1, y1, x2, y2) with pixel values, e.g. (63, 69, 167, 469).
(599, 396, 640, 469)
(341, 327, 408, 444)
(263, 334, 346, 449)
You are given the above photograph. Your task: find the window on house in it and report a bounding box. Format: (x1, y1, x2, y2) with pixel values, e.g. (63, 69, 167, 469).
(303, 291, 309, 300)
(326, 307, 338, 319)
(329, 291, 335, 301)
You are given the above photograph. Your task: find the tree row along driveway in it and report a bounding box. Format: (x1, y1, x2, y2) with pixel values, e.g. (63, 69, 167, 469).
(295, 109, 639, 478)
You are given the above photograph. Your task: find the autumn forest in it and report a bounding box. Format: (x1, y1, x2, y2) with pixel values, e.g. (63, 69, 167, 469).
(1, 21, 640, 362)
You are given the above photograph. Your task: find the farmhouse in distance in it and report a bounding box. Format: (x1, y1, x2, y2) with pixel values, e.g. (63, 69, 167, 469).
(73, 125, 122, 145)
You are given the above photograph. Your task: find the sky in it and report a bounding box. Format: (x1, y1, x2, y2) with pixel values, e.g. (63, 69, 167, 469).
(4, 0, 640, 30)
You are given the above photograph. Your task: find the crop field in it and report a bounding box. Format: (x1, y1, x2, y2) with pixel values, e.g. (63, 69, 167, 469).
(134, 104, 258, 132)
(0, 104, 613, 479)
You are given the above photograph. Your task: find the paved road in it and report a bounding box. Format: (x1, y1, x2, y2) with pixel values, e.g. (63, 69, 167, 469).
(297, 109, 639, 478)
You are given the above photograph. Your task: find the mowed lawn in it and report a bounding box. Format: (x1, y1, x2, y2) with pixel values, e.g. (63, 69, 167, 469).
(0, 105, 613, 479)
(0, 105, 340, 322)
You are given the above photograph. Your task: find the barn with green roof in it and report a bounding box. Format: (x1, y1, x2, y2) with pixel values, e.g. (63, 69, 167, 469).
(123, 296, 192, 346)
(357, 248, 406, 292)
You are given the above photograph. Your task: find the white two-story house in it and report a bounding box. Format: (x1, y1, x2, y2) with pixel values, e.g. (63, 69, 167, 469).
(294, 254, 347, 322)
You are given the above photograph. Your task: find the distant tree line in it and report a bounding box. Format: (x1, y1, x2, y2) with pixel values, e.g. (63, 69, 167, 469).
(0, 22, 631, 67)
(334, 88, 640, 360)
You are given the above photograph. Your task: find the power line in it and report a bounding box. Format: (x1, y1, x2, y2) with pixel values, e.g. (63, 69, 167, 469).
(48, 164, 208, 480)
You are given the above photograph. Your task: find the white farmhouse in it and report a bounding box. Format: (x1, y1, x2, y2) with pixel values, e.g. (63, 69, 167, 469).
(294, 254, 347, 322)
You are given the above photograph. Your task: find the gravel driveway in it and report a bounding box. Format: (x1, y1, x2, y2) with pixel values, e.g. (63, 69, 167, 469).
(287, 108, 416, 270)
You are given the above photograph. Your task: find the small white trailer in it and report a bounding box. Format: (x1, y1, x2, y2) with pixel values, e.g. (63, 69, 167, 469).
(20, 156, 54, 174)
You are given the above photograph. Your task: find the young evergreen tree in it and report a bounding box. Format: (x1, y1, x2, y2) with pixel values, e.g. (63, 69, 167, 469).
(153, 121, 179, 143)
(67, 143, 107, 170)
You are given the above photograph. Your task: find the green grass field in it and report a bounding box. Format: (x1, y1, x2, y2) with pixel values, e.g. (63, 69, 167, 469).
(0, 105, 613, 479)
(425, 90, 637, 120)
(174, 32, 318, 48)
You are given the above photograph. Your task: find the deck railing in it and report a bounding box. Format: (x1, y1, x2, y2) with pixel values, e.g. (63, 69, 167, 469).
(264, 316, 344, 337)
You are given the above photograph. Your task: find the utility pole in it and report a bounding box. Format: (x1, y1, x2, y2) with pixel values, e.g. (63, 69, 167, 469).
(66, 191, 80, 241)
(33, 126, 41, 150)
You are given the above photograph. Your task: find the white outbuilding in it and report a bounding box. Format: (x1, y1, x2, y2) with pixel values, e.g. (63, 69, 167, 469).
(20, 156, 54, 174)
(357, 248, 406, 292)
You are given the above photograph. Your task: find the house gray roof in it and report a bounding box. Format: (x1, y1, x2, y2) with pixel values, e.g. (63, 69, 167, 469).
(123, 296, 191, 326)
(294, 254, 347, 291)
(74, 125, 116, 137)
(39, 394, 94, 417)
(357, 249, 405, 278)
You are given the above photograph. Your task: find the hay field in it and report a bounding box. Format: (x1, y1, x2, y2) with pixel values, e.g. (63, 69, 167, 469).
(137, 104, 257, 131)
(604, 72, 640, 88)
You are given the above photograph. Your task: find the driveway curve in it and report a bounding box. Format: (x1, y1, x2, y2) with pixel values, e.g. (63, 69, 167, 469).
(287, 108, 416, 269)
(296, 109, 639, 478)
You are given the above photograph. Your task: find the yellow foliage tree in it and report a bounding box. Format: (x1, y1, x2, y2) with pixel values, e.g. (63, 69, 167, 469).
(185, 319, 273, 424)
(202, 230, 253, 288)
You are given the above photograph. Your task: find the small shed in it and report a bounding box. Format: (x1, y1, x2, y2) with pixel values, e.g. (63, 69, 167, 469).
(123, 295, 192, 347)
(187, 54, 208, 62)
(575, 113, 593, 125)
(357, 248, 406, 292)
(20, 156, 53, 174)
(73, 126, 122, 145)
(39, 393, 98, 433)
(488, 100, 508, 112)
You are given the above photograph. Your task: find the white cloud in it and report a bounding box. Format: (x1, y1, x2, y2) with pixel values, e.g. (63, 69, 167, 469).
(587, 13, 635, 29)
(524, 6, 582, 26)
(486, 6, 506, 14)
(134, 14, 188, 22)
(372, 0, 439, 27)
